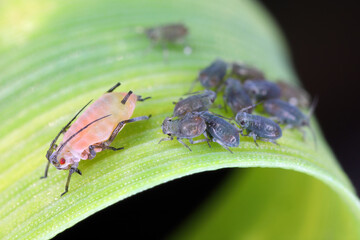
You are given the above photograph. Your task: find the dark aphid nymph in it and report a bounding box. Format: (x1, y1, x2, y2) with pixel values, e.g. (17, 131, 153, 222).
(223, 78, 253, 115)
(263, 98, 317, 145)
(173, 90, 217, 117)
(235, 106, 282, 147)
(199, 111, 240, 153)
(243, 79, 281, 102)
(189, 59, 228, 92)
(159, 112, 210, 151)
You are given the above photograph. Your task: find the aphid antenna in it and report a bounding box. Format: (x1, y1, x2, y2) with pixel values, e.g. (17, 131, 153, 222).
(208, 111, 232, 121)
(184, 90, 201, 96)
(53, 114, 112, 159)
(46, 100, 93, 159)
(238, 100, 264, 114)
(215, 81, 226, 94)
(308, 96, 319, 119)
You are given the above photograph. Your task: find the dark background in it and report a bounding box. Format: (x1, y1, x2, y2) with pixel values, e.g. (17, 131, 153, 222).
(56, 1, 360, 239)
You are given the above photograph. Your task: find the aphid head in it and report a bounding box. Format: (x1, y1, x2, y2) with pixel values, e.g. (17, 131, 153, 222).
(204, 90, 217, 103)
(145, 28, 158, 40)
(161, 117, 175, 135)
(235, 112, 250, 128)
(198, 73, 211, 88)
(48, 150, 72, 170)
(244, 80, 259, 97)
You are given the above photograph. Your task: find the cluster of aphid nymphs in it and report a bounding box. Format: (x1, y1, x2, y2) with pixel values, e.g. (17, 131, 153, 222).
(42, 83, 151, 196)
(160, 59, 317, 153)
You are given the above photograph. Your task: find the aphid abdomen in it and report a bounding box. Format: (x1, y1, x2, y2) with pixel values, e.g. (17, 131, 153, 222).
(179, 116, 207, 138)
(264, 99, 303, 125)
(224, 78, 252, 114)
(201, 112, 240, 148)
(62, 92, 137, 157)
(250, 115, 282, 139)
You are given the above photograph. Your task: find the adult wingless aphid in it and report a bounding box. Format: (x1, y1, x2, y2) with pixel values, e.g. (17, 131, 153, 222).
(42, 83, 150, 196)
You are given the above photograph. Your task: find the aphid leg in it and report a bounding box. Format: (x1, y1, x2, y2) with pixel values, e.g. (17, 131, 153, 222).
(177, 138, 192, 151)
(107, 82, 121, 93)
(223, 97, 228, 113)
(137, 95, 151, 102)
(261, 138, 280, 146)
(88, 145, 97, 160)
(61, 162, 80, 197)
(188, 138, 209, 145)
(40, 161, 51, 179)
(188, 79, 198, 94)
(104, 146, 125, 151)
(213, 139, 233, 154)
(203, 132, 211, 148)
(162, 42, 169, 63)
(283, 124, 294, 130)
(121, 91, 133, 104)
(249, 132, 259, 147)
(107, 115, 151, 144)
(158, 137, 173, 144)
(239, 129, 249, 137)
(298, 127, 307, 141)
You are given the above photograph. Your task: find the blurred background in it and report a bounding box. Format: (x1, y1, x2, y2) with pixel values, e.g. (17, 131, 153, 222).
(55, 1, 360, 239)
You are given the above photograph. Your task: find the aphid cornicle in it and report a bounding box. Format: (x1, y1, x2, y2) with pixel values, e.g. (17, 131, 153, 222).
(172, 90, 217, 117)
(189, 59, 228, 92)
(159, 112, 210, 151)
(199, 111, 240, 154)
(231, 62, 265, 81)
(42, 83, 151, 196)
(276, 81, 310, 108)
(223, 78, 253, 114)
(243, 79, 281, 102)
(263, 98, 317, 145)
(235, 106, 282, 147)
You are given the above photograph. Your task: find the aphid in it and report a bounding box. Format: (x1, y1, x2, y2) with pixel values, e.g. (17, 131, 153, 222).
(276, 81, 310, 108)
(231, 62, 265, 81)
(235, 106, 282, 147)
(263, 98, 317, 145)
(199, 111, 240, 153)
(172, 90, 217, 117)
(223, 78, 253, 114)
(145, 23, 190, 60)
(189, 59, 228, 92)
(42, 83, 151, 196)
(159, 112, 210, 151)
(145, 23, 188, 43)
(243, 79, 281, 102)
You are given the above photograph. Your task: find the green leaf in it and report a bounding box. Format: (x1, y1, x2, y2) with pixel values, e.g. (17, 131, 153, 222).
(0, 0, 358, 239)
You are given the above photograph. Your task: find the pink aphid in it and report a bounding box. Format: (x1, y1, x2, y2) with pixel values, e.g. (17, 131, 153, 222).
(42, 83, 150, 196)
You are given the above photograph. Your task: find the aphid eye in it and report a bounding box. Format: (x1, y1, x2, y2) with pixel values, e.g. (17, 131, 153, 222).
(59, 158, 65, 165)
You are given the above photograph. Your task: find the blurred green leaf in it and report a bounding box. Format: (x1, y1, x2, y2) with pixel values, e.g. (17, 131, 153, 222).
(0, 0, 359, 239)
